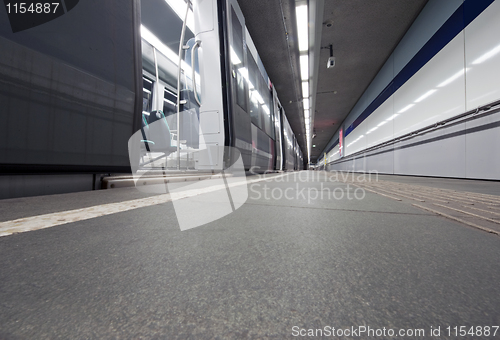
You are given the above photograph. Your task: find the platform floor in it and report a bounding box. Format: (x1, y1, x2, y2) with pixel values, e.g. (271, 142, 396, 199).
(0, 172, 499, 339)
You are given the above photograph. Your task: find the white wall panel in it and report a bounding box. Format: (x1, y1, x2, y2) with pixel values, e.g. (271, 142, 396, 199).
(465, 111, 500, 180)
(352, 155, 365, 172)
(465, 0, 500, 110)
(364, 97, 394, 148)
(344, 124, 367, 156)
(394, 122, 466, 177)
(394, 32, 465, 137)
(365, 146, 394, 174)
(327, 144, 340, 163)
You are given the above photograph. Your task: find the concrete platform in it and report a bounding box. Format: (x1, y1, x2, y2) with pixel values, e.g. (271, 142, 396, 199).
(0, 172, 499, 339)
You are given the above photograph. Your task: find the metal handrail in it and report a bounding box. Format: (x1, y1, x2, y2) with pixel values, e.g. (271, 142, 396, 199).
(191, 40, 201, 106)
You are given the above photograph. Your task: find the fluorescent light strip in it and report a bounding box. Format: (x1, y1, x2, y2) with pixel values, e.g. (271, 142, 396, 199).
(141, 25, 179, 65)
(303, 98, 310, 110)
(295, 4, 309, 52)
(141, 25, 199, 86)
(164, 0, 195, 33)
(164, 98, 176, 106)
(302, 81, 309, 98)
(300, 55, 309, 80)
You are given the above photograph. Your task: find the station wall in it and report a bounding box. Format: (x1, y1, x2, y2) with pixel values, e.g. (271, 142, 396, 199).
(322, 0, 500, 180)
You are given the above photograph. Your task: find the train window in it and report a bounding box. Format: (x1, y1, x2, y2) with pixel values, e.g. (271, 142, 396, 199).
(141, 40, 156, 78)
(163, 88, 177, 117)
(156, 51, 177, 88)
(247, 52, 261, 128)
(143, 77, 153, 113)
(230, 8, 247, 111)
(248, 51, 275, 139)
(261, 85, 273, 138)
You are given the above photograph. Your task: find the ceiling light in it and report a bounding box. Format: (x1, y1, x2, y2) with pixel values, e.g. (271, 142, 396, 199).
(300, 55, 309, 80)
(302, 81, 309, 98)
(164, 0, 195, 33)
(303, 98, 309, 109)
(141, 25, 179, 65)
(295, 4, 308, 52)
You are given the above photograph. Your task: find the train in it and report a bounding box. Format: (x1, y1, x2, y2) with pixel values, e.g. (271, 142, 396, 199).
(0, 0, 304, 185)
(131, 0, 304, 174)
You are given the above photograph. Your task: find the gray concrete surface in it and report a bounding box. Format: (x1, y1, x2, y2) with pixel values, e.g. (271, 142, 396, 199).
(0, 173, 499, 339)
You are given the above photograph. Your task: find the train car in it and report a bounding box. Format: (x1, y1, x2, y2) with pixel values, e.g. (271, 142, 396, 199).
(132, 0, 305, 174)
(0, 1, 142, 177)
(0, 0, 305, 193)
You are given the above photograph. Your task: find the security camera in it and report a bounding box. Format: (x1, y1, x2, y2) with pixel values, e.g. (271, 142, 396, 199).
(327, 56, 335, 69)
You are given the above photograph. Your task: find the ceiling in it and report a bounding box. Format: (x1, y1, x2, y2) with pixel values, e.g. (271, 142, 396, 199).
(238, 0, 428, 163)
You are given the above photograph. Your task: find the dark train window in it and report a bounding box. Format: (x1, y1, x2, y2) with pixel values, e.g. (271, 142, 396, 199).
(142, 76, 153, 113)
(231, 8, 247, 111)
(163, 88, 177, 117)
(265, 90, 275, 140)
(261, 80, 273, 138)
(247, 52, 261, 128)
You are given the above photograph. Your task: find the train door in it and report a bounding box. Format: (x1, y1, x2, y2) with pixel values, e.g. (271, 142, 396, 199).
(135, 0, 220, 172)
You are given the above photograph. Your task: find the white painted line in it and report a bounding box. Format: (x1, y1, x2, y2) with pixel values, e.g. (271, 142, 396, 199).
(0, 173, 291, 237)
